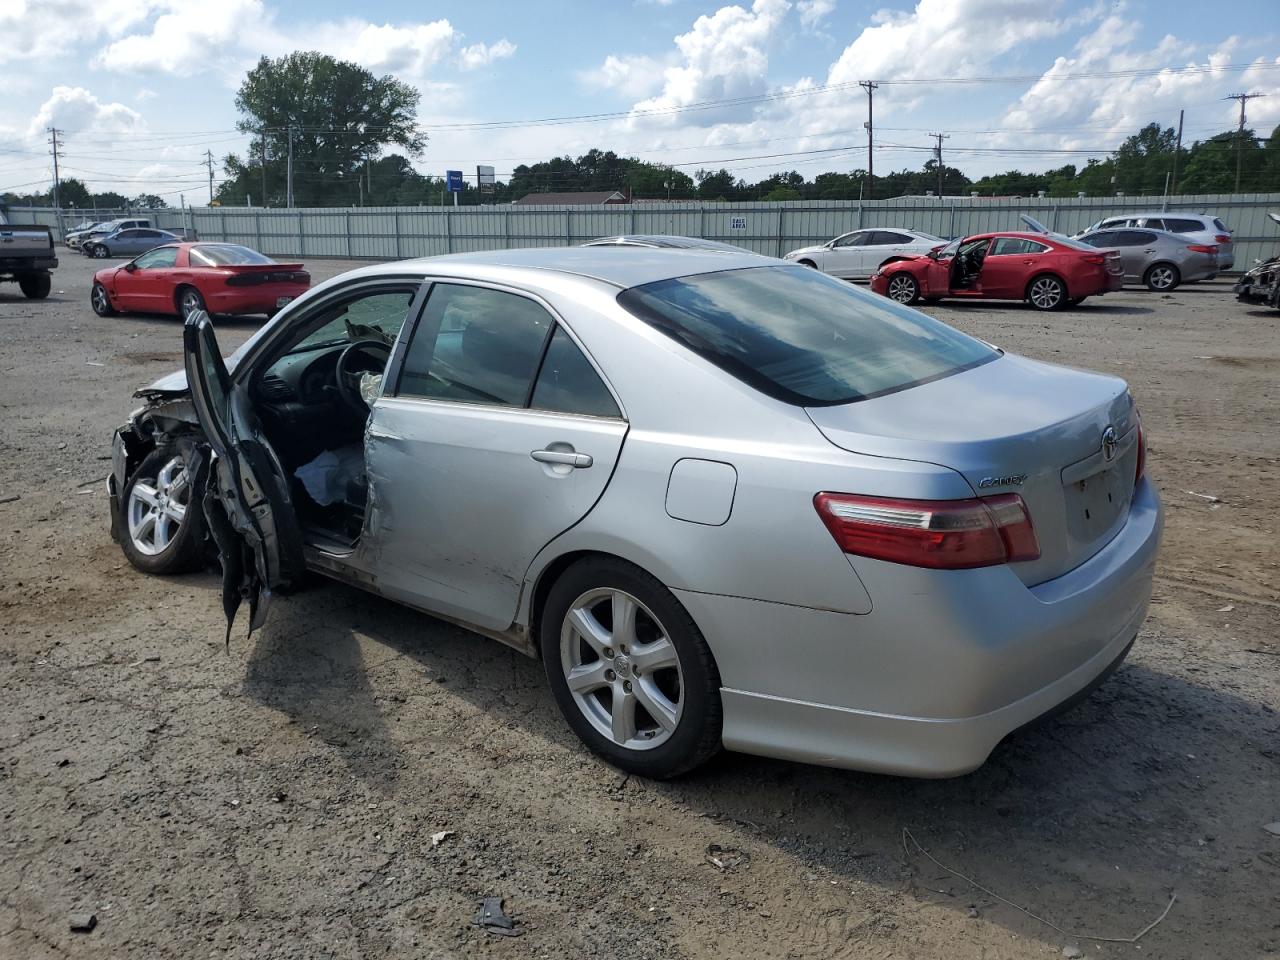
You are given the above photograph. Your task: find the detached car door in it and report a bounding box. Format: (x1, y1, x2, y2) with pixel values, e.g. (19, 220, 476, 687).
(365, 280, 628, 632)
(184, 311, 305, 638)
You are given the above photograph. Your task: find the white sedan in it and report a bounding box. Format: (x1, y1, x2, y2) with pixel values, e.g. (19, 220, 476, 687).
(785, 228, 944, 280)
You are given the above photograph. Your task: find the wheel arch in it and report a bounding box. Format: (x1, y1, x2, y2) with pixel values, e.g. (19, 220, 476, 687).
(173, 282, 202, 315)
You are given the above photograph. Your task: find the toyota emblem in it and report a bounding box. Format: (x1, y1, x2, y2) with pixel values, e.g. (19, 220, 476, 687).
(1101, 426, 1118, 462)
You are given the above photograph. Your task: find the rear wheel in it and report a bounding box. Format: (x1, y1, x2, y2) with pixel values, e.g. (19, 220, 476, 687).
(18, 273, 51, 299)
(119, 448, 205, 575)
(1144, 262, 1180, 292)
(1026, 274, 1066, 310)
(91, 282, 115, 316)
(886, 273, 919, 304)
(177, 286, 207, 319)
(541, 557, 722, 779)
(91, 244, 110, 259)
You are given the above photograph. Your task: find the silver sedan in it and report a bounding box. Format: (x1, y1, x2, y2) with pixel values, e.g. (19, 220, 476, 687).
(109, 248, 1163, 778)
(1077, 226, 1219, 290)
(784, 228, 944, 280)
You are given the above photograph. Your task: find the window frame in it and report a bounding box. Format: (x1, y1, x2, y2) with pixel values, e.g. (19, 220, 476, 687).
(134, 245, 179, 269)
(386, 277, 626, 422)
(989, 237, 1048, 256)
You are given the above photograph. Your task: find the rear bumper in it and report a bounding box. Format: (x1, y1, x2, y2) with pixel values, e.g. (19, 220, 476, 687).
(0, 256, 56, 272)
(205, 285, 308, 315)
(678, 477, 1163, 777)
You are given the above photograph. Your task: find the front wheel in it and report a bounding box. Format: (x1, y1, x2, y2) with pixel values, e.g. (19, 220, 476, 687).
(91, 282, 115, 316)
(119, 449, 205, 575)
(177, 286, 207, 319)
(91, 245, 110, 259)
(541, 557, 722, 779)
(885, 273, 919, 304)
(1027, 275, 1066, 310)
(18, 273, 51, 299)
(1144, 263, 1180, 292)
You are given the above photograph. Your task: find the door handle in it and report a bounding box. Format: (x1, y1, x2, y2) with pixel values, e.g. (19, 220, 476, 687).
(531, 448, 593, 468)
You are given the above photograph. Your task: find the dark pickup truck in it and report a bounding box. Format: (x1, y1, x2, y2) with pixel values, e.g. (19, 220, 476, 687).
(0, 209, 58, 299)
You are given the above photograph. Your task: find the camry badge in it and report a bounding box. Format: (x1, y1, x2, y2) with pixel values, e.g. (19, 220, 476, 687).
(1102, 426, 1118, 462)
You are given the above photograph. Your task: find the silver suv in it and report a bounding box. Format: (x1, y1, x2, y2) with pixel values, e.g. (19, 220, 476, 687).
(1076, 213, 1232, 271)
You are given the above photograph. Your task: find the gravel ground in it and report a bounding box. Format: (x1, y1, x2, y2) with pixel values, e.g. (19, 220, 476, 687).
(1, 254, 1277, 960)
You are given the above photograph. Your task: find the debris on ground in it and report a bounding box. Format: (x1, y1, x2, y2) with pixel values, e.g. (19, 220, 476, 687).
(1263, 822, 1280, 836)
(1062, 945, 1084, 959)
(1217, 604, 1235, 613)
(705, 843, 750, 870)
(473, 896, 523, 937)
(0, 495, 18, 505)
(1185, 490, 1222, 503)
(431, 830, 453, 847)
(69, 912, 97, 932)
(130, 655, 161, 666)
(967, 906, 980, 919)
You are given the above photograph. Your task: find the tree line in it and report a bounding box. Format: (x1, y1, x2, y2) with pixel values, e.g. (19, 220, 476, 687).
(6, 51, 1280, 211)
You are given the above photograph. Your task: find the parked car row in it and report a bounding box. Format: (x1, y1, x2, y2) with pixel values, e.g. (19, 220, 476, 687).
(785, 209, 1235, 309)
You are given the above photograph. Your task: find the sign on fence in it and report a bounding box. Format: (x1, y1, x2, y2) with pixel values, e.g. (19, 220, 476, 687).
(729, 216, 747, 230)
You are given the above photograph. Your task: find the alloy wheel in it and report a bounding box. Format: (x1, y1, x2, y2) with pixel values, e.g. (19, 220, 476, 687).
(91, 284, 110, 315)
(1148, 266, 1176, 290)
(887, 275, 917, 303)
(560, 588, 684, 751)
(92, 245, 109, 259)
(1029, 277, 1063, 309)
(127, 457, 190, 556)
(180, 290, 203, 318)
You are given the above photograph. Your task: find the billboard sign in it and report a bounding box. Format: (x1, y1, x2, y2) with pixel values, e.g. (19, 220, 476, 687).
(446, 170, 464, 193)
(477, 165, 496, 193)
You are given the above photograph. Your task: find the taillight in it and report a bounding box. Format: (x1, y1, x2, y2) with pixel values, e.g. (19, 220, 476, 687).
(225, 270, 309, 286)
(1081, 254, 1107, 265)
(1215, 234, 1231, 244)
(813, 492, 1040, 570)
(1186, 244, 1217, 254)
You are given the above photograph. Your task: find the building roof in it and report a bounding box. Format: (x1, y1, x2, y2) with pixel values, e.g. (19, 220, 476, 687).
(514, 190, 629, 206)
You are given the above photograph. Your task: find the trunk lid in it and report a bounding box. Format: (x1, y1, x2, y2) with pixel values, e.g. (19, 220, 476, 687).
(806, 353, 1138, 585)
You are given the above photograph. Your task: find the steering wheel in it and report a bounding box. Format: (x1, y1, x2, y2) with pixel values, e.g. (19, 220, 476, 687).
(335, 339, 392, 413)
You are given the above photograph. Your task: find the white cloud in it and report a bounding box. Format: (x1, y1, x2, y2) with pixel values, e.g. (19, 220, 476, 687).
(628, 0, 791, 127)
(94, 0, 265, 74)
(796, 0, 834, 29)
(0, 0, 166, 64)
(581, 54, 668, 100)
(25, 86, 146, 141)
(457, 39, 518, 71)
(313, 19, 458, 76)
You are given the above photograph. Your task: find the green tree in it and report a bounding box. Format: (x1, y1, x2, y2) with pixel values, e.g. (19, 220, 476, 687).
(130, 194, 168, 209)
(218, 51, 424, 207)
(92, 191, 129, 208)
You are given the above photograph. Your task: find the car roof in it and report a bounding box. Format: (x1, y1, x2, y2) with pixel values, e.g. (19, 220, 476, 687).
(582, 234, 754, 252)
(1099, 212, 1211, 222)
(407, 245, 781, 289)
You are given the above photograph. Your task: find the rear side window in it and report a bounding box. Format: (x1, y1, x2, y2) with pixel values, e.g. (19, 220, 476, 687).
(1164, 218, 1205, 233)
(530, 327, 620, 418)
(869, 231, 910, 245)
(990, 237, 1048, 255)
(398, 283, 552, 406)
(617, 265, 997, 406)
(1081, 231, 1117, 247)
(1213, 218, 1229, 232)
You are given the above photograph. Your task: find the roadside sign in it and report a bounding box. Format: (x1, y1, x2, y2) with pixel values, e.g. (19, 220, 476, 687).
(477, 165, 496, 193)
(446, 170, 464, 193)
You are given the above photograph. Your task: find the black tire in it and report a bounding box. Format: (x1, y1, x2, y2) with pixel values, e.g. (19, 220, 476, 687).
(540, 557, 722, 779)
(1067, 296, 1087, 307)
(91, 244, 110, 259)
(176, 285, 207, 319)
(18, 273, 51, 299)
(1026, 274, 1067, 310)
(118, 448, 205, 575)
(1144, 262, 1180, 292)
(885, 272, 919, 305)
(91, 281, 115, 316)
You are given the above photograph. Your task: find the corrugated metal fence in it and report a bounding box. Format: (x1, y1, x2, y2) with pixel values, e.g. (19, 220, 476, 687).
(16, 193, 1280, 270)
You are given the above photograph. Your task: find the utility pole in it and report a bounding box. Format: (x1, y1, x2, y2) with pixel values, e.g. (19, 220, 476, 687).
(1226, 93, 1264, 193)
(286, 124, 298, 208)
(203, 149, 215, 205)
(260, 134, 268, 208)
(859, 81, 878, 200)
(930, 132, 950, 197)
(1170, 108, 1184, 196)
(47, 127, 64, 212)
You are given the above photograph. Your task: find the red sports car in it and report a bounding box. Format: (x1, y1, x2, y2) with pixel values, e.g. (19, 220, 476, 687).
(869, 230, 1123, 311)
(90, 242, 310, 320)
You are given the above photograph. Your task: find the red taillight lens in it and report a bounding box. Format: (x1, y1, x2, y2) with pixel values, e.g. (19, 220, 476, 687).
(226, 270, 310, 287)
(1081, 254, 1107, 265)
(1215, 234, 1231, 244)
(1186, 244, 1217, 254)
(813, 492, 1040, 570)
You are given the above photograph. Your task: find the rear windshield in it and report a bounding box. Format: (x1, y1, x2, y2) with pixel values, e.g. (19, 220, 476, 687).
(190, 244, 275, 266)
(616, 265, 997, 406)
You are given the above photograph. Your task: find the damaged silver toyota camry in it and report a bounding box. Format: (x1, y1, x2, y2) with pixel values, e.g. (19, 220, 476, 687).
(108, 247, 1163, 779)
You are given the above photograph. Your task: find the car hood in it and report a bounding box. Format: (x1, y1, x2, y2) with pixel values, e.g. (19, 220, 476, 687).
(135, 345, 250, 399)
(786, 244, 827, 257)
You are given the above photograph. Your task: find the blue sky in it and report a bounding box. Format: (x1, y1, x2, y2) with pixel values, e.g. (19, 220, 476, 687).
(3, 0, 1279, 202)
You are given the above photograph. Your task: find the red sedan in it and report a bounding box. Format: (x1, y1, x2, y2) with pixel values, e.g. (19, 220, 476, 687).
(870, 231, 1123, 310)
(90, 242, 310, 320)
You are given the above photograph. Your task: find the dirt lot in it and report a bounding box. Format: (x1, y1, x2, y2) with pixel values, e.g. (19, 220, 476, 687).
(1, 253, 1277, 960)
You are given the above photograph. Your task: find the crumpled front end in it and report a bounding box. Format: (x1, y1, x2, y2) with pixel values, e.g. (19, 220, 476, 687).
(1234, 257, 1280, 308)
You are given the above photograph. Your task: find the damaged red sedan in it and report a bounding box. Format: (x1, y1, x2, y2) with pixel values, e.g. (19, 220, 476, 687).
(870, 230, 1123, 311)
(91, 242, 310, 320)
